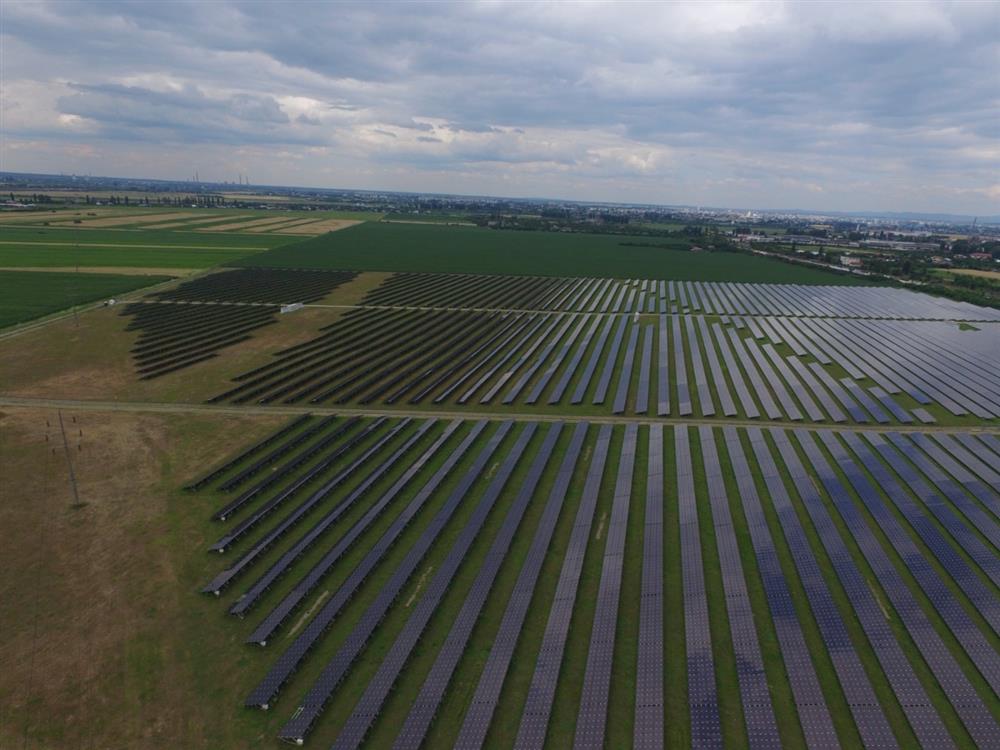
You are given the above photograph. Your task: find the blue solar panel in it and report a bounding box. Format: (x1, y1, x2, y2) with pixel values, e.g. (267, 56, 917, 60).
(574, 423, 638, 749)
(698, 426, 781, 748)
(745, 427, 896, 748)
(790, 429, 995, 748)
(394, 423, 563, 750)
(675, 425, 723, 748)
(515, 424, 613, 749)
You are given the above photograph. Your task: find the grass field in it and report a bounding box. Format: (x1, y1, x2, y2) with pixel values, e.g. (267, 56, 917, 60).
(0, 270, 171, 328)
(0, 225, 298, 248)
(236, 222, 873, 283)
(0, 225, 300, 270)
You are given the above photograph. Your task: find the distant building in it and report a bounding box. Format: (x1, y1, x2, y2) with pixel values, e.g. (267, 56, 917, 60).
(839, 255, 863, 268)
(969, 252, 993, 261)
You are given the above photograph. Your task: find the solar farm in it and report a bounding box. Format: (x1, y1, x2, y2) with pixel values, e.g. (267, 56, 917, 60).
(2, 219, 999, 750)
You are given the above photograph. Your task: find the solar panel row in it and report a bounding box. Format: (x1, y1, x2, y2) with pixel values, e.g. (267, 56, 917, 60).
(698, 427, 781, 748)
(454, 422, 589, 749)
(322, 423, 540, 748)
(515, 424, 613, 749)
(573, 423, 638, 749)
(187, 416, 998, 747)
(394, 423, 563, 749)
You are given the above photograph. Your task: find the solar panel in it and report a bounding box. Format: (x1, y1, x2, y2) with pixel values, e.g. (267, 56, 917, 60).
(745, 427, 897, 748)
(592, 314, 629, 404)
(790, 429, 994, 748)
(634, 424, 665, 749)
(228, 419, 439, 618)
(612, 324, 640, 414)
(656, 314, 670, 416)
(694, 315, 736, 416)
(830, 431, 1000, 684)
(722, 428, 838, 748)
(285, 422, 538, 745)
(244, 420, 505, 708)
(672, 316, 693, 416)
(571, 315, 617, 404)
(675, 425, 723, 748)
(524, 315, 597, 404)
(683, 315, 716, 416)
(394, 423, 562, 749)
(515, 424, 613, 749)
(454, 422, 588, 749)
(574, 423, 638, 749)
(698, 426, 781, 747)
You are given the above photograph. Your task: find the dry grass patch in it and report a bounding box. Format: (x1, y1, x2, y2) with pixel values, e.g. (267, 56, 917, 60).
(51, 212, 205, 228)
(274, 218, 362, 234)
(198, 216, 300, 232)
(944, 268, 1000, 281)
(0, 406, 286, 749)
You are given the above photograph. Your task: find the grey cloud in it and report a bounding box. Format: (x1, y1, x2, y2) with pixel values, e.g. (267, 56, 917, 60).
(1, 0, 997, 212)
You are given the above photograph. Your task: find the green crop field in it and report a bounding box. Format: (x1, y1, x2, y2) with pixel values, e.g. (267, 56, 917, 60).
(0, 269, 171, 328)
(0, 226, 299, 269)
(0, 225, 297, 248)
(237, 222, 873, 284)
(0, 244, 275, 269)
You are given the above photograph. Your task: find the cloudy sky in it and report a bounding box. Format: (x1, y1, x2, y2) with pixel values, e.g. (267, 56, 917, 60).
(2, 0, 998, 213)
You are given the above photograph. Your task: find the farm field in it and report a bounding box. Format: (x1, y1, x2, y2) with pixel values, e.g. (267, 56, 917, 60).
(939, 268, 1000, 282)
(1, 231, 998, 750)
(0, 269, 171, 328)
(237, 221, 870, 283)
(3, 207, 382, 233)
(0, 224, 299, 273)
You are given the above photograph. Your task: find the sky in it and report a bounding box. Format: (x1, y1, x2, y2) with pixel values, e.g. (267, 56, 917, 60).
(2, 0, 998, 214)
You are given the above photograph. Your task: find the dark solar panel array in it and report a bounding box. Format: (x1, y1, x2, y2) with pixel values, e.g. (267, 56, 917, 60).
(122, 268, 355, 379)
(672, 316, 694, 416)
(394, 423, 563, 749)
(515, 425, 613, 749)
(454, 422, 588, 749)
(684, 315, 716, 416)
(203, 418, 398, 596)
(228, 418, 440, 618)
(181, 410, 999, 747)
(635, 325, 654, 415)
(881, 432, 1000, 553)
(526, 315, 589, 404)
(320, 423, 539, 748)
(675, 425, 723, 747)
(213, 415, 354, 522)
(775, 429, 961, 748)
(574, 423, 637, 749)
(656, 315, 670, 416)
(698, 427, 781, 748)
(746, 428, 897, 748)
(819, 431, 1000, 695)
(205, 416, 380, 556)
(245, 419, 467, 644)
(593, 314, 629, 405)
(722, 428, 838, 748)
(245, 420, 507, 709)
(611, 324, 640, 414)
(798, 429, 999, 747)
(634, 424, 665, 749)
